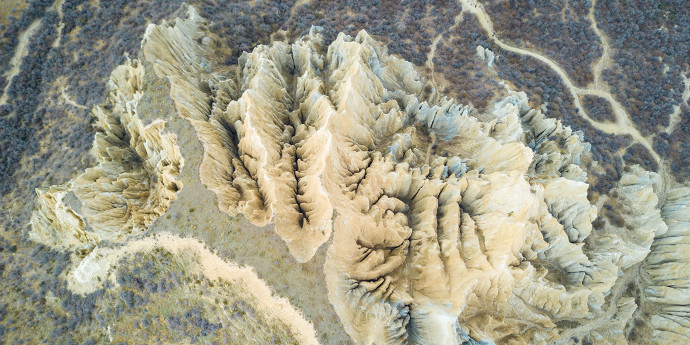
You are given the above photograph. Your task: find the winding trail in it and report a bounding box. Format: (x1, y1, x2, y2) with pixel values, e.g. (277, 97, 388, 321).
(458, 0, 660, 164)
(0, 19, 41, 106)
(587, 0, 613, 92)
(425, 11, 468, 88)
(426, 33, 444, 86)
(0, 0, 66, 106)
(51, 0, 66, 48)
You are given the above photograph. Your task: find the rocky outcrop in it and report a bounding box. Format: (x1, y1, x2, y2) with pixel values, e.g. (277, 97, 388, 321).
(143, 12, 339, 262)
(29, 6, 690, 345)
(644, 185, 690, 342)
(30, 59, 183, 253)
(135, 8, 676, 343)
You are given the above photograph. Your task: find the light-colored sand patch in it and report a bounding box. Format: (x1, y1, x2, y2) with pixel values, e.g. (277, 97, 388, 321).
(51, 0, 66, 48)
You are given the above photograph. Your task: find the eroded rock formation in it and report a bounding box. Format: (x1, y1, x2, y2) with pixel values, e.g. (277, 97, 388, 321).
(644, 185, 690, 343)
(30, 59, 183, 253)
(29, 6, 690, 345)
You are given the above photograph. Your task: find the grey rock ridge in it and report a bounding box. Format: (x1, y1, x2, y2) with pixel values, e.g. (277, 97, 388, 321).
(25, 5, 690, 345)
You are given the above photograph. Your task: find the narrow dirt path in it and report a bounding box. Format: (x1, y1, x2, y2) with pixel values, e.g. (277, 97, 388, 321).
(458, 0, 660, 164)
(51, 0, 66, 48)
(426, 33, 445, 86)
(60, 84, 88, 111)
(0, 19, 41, 106)
(588, 0, 612, 91)
(425, 11, 466, 88)
(1, 0, 65, 105)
